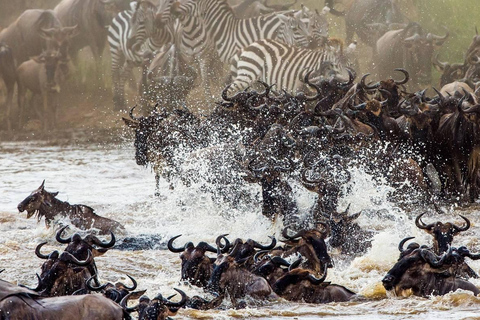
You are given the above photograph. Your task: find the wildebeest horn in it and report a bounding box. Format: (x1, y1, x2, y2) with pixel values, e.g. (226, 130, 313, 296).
(86, 275, 108, 291)
(393, 68, 410, 85)
(167, 235, 185, 253)
(461, 103, 480, 114)
(415, 212, 434, 230)
(360, 73, 380, 90)
(398, 237, 415, 252)
(91, 232, 116, 248)
(307, 263, 328, 284)
(453, 215, 470, 233)
(421, 249, 447, 268)
(304, 70, 322, 101)
(221, 84, 235, 102)
(216, 234, 231, 254)
(129, 105, 140, 120)
(20, 273, 42, 292)
(272, 256, 292, 268)
(196, 242, 218, 253)
(251, 236, 277, 250)
(35, 242, 51, 260)
(61, 250, 93, 266)
(120, 292, 139, 312)
(123, 274, 137, 291)
(56, 225, 72, 243)
(164, 288, 187, 308)
(282, 227, 305, 240)
(254, 250, 270, 263)
(257, 81, 274, 99)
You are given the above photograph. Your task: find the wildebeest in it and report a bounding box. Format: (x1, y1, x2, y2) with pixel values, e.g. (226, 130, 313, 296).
(0, 42, 16, 131)
(16, 50, 64, 130)
(121, 288, 187, 320)
(382, 246, 480, 297)
(0, 9, 65, 65)
(54, 0, 131, 62)
(327, 0, 406, 47)
(167, 234, 219, 287)
(17, 181, 125, 234)
(85, 274, 146, 303)
(31, 242, 94, 296)
(0, 279, 129, 320)
(415, 212, 470, 254)
(375, 22, 449, 89)
(272, 265, 356, 303)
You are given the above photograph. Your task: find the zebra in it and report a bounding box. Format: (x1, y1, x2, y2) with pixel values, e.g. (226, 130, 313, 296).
(172, 0, 293, 64)
(107, 0, 174, 110)
(228, 38, 355, 94)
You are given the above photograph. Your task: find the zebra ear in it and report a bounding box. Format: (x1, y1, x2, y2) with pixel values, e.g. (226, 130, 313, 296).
(276, 13, 290, 24)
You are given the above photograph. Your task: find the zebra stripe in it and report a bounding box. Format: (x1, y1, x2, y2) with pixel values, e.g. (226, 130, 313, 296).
(229, 39, 351, 94)
(107, 2, 174, 109)
(174, 0, 289, 64)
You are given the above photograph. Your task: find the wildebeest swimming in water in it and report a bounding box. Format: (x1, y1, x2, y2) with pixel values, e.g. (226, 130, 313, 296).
(17, 181, 124, 234)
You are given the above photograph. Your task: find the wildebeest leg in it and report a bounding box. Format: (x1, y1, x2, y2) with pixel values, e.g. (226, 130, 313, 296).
(4, 77, 15, 131)
(43, 92, 49, 131)
(453, 158, 465, 197)
(17, 82, 25, 129)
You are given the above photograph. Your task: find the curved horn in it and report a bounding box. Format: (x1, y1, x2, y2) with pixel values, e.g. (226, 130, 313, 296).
(251, 236, 277, 250)
(62, 250, 93, 266)
(421, 249, 447, 268)
(254, 250, 270, 263)
(360, 73, 380, 90)
(453, 215, 471, 233)
(124, 274, 137, 291)
(221, 84, 234, 102)
(165, 288, 188, 309)
(307, 263, 328, 284)
(281, 227, 305, 240)
(393, 68, 410, 85)
(216, 234, 231, 254)
(304, 70, 322, 101)
(196, 241, 218, 253)
(398, 237, 415, 252)
(86, 275, 107, 292)
(120, 292, 139, 312)
(167, 235, 185, 253)
(415, 212, 434, 230)
(35, 242, 51, 260)
(129, 105, 140, 120)
(92, 232, 116, 248)
(271, 256, 292, 268)
(56, 225, 72, 244)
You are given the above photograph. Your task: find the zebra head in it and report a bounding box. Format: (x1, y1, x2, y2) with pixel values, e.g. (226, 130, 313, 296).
(127, 1, 172, 52)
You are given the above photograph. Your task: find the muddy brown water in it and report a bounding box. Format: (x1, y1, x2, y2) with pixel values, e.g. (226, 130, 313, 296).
(1, 137, 480, 319)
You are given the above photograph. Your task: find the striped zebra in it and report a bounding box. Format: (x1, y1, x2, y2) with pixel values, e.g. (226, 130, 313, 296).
(172, 0, 292, 64)
(108, 1, 174, 110)
(228, 38, 355, 94)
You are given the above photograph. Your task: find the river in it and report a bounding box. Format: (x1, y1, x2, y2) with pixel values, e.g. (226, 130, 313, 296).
(1, 137, 480, 319)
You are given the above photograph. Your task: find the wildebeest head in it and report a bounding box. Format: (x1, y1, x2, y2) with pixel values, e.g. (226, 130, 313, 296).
(56, 225, 116, 259)
(123, 106, 167, 166)
(402, 24, 449, 86)
(33, 241, 94, 296)
(86, 274, 146, 303)
(415, 212, 470, 254)
(167, 235, 219, 287)
(17, 180, 58, 220)
(282, 225, 333, 272)
(122, 288, 187, 320)
(32, 50, 63, 93)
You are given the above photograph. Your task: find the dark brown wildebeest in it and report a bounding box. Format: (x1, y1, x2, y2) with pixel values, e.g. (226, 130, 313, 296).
(85, 274, 146, 303)
(167, 234, 220, 287)
(31, 242, 94, 296)
(272, 265, 356, 303)
(375, 22, 448, 89)
(0, 42, 16, 131)
(207, 253, 277, 308)
(121, 288, 187, 320)
(0, 279, 129, 320)
(16, 50, 64, 130)
(382, 246, 480, 297)
(17, 181, 125, 234)
(415, 212, 470, 254)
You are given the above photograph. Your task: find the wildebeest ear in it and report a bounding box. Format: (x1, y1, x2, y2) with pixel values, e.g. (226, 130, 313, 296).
(122, 117, 139, 129)
(129, 290, 147, 300)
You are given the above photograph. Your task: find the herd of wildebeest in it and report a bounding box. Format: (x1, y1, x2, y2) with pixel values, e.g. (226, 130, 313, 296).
(3, 0, 480, 318)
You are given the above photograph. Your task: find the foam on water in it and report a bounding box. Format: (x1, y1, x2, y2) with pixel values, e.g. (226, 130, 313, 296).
(2, 140, 480, 319)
